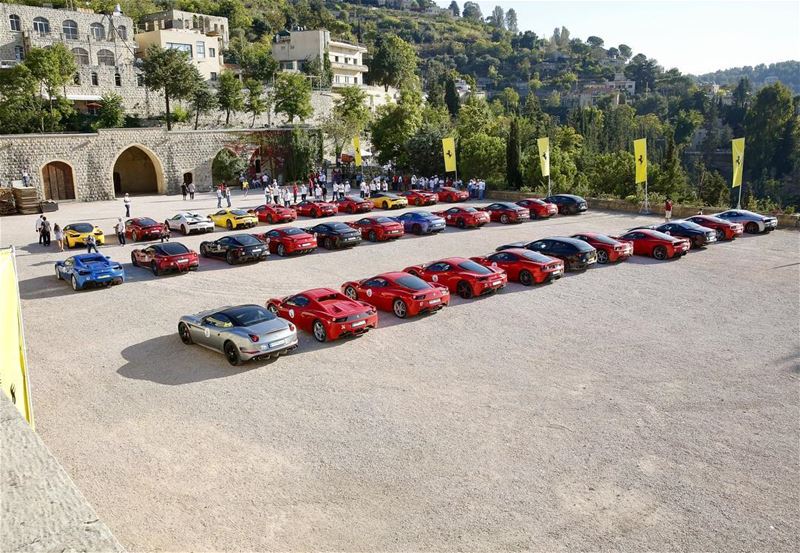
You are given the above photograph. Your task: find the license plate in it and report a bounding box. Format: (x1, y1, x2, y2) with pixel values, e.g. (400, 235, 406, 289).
(390, 230, 400, 234)
(429, 298, 441, 305)
(301, 242, 311, 247)
(492, 280, 501, 286)
(352, 320, 366, 327)
(251, 249, 261, 253)
(346, 237, 357, 241)
(552, 270, 562, 276)
(268, 338, 285, 348)
(98, 275, 110, 279)
(177, 258, 188, 263)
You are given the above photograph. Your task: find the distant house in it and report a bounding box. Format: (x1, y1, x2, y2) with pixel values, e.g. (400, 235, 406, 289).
(272, 28, 368, 87)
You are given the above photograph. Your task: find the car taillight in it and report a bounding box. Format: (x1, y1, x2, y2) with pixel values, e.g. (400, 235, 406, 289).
(413, 294, 425, 300)
(288, 323, 295, 332)
(333, 317, 347, 323)
(249, 334, 260, 342)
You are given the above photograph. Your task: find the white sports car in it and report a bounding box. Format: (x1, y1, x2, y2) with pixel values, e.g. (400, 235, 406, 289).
(164, 212, 215, 235)
(713, 209, 778, 234)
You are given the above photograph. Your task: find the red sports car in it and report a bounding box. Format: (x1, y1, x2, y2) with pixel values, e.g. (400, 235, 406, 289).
(433, 206, 491, 228)
(403, 257, 507, 299)
(437, 187, 469, 202)
(516, 198, 558, 219)
(341, 271, 450, 318)
(470, 248, 564, 285)
(337, 197, 373, 214)
(130, 242, 199, 275)
(479, 202, 531, 224)
(266, 287, 378, 342)
(251, 204, 297, 224)
(125, 217, 165, 241)
(347, 216, 405, 241)
(399, 190, 438, 206)
(571, 232, 633, 264)
(294, 199, 337, 218)
(685, 215, 744, 241)
(615, 229, 691, 260)
(254, 227, 317, 256)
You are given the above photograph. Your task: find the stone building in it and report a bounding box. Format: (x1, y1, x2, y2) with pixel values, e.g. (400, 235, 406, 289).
(272, 29, 368, 87)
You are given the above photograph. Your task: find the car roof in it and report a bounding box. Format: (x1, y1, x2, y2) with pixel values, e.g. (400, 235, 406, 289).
(74, 253, 108, 263)
(438, 257, 469, 264)
(541, 236, 592, 248)
(302, 287, 341, 299)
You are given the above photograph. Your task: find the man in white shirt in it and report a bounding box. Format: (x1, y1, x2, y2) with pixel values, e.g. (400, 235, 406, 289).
(35, 214, 44, 244)
(478, 179, 486, 200)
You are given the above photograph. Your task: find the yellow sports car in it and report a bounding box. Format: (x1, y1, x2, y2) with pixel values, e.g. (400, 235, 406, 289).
(63, 222, 105, 248)
(209, 209, 258, 230)
(370, 192, 408, 210)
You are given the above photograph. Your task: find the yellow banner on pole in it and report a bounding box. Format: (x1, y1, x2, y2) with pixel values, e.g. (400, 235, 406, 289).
(732, 137, 745, 187)
(0, 248, 33, 428)
(353, 136, 362, 167)
(634, 138, 647, 184)
(442, 137, 457, 173)
(537, 137, 550, 177)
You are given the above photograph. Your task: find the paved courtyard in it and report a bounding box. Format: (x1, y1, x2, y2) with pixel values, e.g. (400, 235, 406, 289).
(2, 192, 798, 551)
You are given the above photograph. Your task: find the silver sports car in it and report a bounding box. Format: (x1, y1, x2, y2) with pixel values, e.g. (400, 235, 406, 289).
(178, 304, 298, 365)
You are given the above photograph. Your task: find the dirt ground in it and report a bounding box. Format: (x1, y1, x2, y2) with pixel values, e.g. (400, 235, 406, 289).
(2, 191, 798, 552)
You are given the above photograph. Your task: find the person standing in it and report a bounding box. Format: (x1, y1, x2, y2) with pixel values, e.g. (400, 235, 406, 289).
(314, 183, 322, 200)
(242, 179, 249, 198)
(40, 216, 51, 246)
(272, 180, 280, 205)
(188, 182, 196, 200)
(115, 217, 126, 245)
(225, 186, 232, 207)
(181, 182, 188, 200)
(292, 183, 299, 203)
(160, 226, 170, 243)
(54, 224, 64, 252)
(216, 187, 223, 208)
(123, 193, 131, 217)
(35, 214, 44, 245)
(264, 185, 271, 205)
(85, 233, 99, 254)
(664, 197, 673, 222)
(344, 181, 351, 199)
(300, 183, 308, 201)
(322, 183, 328, 202)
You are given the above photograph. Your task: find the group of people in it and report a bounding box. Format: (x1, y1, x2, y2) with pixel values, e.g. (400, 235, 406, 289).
(179, 182, 197, 200)
(34, 215, 60, 250)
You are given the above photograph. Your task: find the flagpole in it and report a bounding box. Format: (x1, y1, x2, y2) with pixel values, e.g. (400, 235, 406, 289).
(547, 175, 551, 197)
(737, 182, 742, 209)
(642, 178, 650, 214)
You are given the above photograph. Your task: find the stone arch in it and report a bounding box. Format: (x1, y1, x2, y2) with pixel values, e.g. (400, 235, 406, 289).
(111, 144, 165, 195)
(40, 160, 76, 201)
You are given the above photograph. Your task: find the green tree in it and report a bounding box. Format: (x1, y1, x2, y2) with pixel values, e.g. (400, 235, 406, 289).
(506, 117, 522, 188)
(461, 132, 505, 182)
(444, 77, 460, 117)
(505, 9, 518, 33)
(237, 41, 279, 82)
(673, 109, 704, 145)
(489, 6, 505, 29)
(273, 72, 313, 124)
(618, 44, 633, 60)
(462, 2, 483, 21)
(745, 82, 795, 183)
(499, 87, 520, 114)
(320, 86, 370, 161)
(217, 70, 244, 125)
(370, 86, 423, 166)
(245, 79, 267, 127)
(371, 35, 418, 92)
(24, 44, 76, 130)
(142, 45, 202, 130)
(190, 82, 218, 130)
(405, 106, 453, 175)
(0, 64, 44, 133)
(448, 1, 460, 17)
(94, 92, 125, 129)
(212, 148, 247, 185)
(217, 0, 253, 30)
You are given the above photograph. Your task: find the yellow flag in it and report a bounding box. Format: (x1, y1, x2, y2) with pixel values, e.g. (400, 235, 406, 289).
(634, 138, 647, 183)
(442, 137, 457, 172)
(731, 137, 745, 187)
(537, 137, 550, 177)
(353, 136, 362, 167)
(0, 248, 33, 427)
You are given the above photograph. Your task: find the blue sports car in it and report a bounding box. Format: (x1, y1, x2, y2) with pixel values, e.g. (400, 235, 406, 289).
(390, 211, 446, 235)
(55, 253, 125, 291)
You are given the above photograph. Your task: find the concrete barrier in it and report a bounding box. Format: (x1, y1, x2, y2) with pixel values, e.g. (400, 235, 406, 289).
(486, 190, 800, 229)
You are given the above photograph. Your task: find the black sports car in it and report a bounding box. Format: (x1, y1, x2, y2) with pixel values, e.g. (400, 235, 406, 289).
(544, 194, 588, 215)
(305, 222, 362, 249)
(497, 236, 597, 271)
(630, 220, 717, 248)
(199, 234, 268, 265)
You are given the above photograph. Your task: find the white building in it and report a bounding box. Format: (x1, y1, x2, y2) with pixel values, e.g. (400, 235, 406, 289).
(272, 29, 368, 87)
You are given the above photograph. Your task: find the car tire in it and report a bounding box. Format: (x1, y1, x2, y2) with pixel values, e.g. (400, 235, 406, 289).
(500, 214, 509, 224)
(277, 244, 286, 257)
(131, 230, 138, 242)
(344, 286, 358, 300)
(412, 224, 422, 235)
(151, 262, 160, 276)
(596, 249, 609, 264)
(266, 304, 278, 314)
(55, 265, 61, 280)
(745, 222, 759, 234)
(130, 252, 137, 266)
(715, 228, 725, 241)
(226, 220, 233, 230)
(200, 244, 208, 257)
(224, 341, 241, 366)
(457, 280, 473, 299)
(226, 251, 235, 265)
(415, 198, 422, 206)
(312, 320, 327, 342)
(71, 275, 80, 291)
(178, 322, 193, 345)
(325, 237, 333, 249)
(312, 209, 319, 218)
(653, 246, 668, 260)
(519, 270, 533, 286)
(392, 298, 408, 318)
(382, 202, 389, 209)
(457, 219, 466, 229)
(368, 230, 377, 242)
(267, 214, 274, 224)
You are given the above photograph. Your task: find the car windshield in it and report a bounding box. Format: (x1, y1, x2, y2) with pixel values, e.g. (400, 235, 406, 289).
(231, 209, 249, 216)
(679, 221, 707, 231)
(374, 217, 394, 224)
(138, 217, 158, 226)
(155, 243, 190, 255)
(234, 235, 262, 246)
(520, 250, 555, 263)
(463, 207, 478, 213)
(225, 305, 275, 327)
(186, 213, 203, 219)
(329, 223, 352, 232)
(648, 230, 677, 241)
(458, 260, 492, 274)
(70, 223, 94, 233)
(395, 275, 430, 290)
(283, 227, 305, 236)
(588, 234, 618, 245)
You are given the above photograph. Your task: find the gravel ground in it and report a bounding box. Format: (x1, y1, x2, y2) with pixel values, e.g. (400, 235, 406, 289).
(2, 191, 799, 552)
